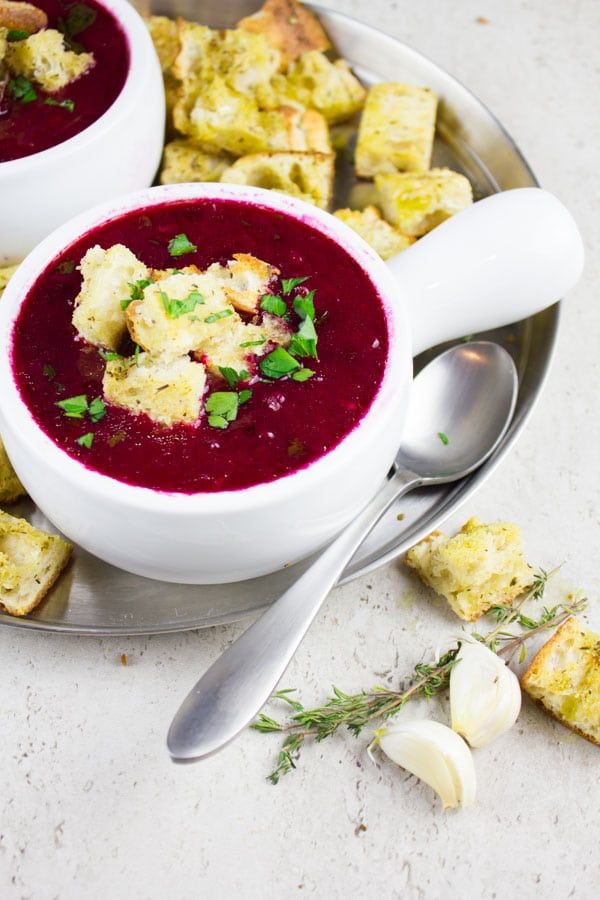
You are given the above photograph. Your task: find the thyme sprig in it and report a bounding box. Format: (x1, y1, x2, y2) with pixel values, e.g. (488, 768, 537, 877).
(252, 568, 587, 784)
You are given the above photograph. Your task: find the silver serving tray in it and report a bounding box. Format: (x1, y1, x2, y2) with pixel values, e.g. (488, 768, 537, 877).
(0, 1, 557, 635)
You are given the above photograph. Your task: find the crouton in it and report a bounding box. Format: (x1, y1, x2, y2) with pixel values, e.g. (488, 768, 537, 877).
(522, 617, 600, 746)
(405, 517, 534, 621)
(194, 313, 291, 376)
(0, 510, 72, 617)
(0, 437, 26, 503)
(355, 83, 437, 177)
(0, 262, 18, 298)
(147, 14, 179, 73)
(300, 108, 331, 153)
(0, 26, 7, 62)
(160, 140, 231, 185)
(238, 0, 330, 68)
(220, 151, 335, 209)
(206, 254, 279, 314)
(279, 51, 366, 124)
(0, 1, 47, 34)
(334, 206, 415, 260)
(103, 354, 206, 427)
(125, 270, 241, 360)
(6, 28, 94, 93)
(376, 169, 473, 236)
(72, 245, 149, 351)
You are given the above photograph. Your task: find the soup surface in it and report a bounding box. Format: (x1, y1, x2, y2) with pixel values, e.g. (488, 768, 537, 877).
(0, 0, 129, 162)
(12, 198, 389, 493)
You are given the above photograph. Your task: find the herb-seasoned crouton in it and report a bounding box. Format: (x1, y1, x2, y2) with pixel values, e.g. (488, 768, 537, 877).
(238, 0, 330, 68)
(278, 51, 366, 124)
(0, 2, 47, 34)
(0, 262, 18, 298)
(355, 83, 437, 177)
(207, 254, 279, 314)
(147, 15, 179, 73)
(103, 354, 206, 427)
(160, 140, 231, 185)
(220, 151, 335, 209)
(194, 313, 291, 376)
(125, 270, 240, 360)
(522, 617, 600, 746)
(72, 245, 149, 351)
(0, 437, 26, 503)
(376, 169, 473, 236)
(0, 510, 72, 617)
(405, 517, 533, 621)
(334, 206, 415, 260)
(0, 26, 7, 62)
(6, 28, 94, 93)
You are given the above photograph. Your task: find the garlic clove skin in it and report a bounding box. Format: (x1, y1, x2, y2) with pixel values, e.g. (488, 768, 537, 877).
(450, 640, 521, 748)
(377, 719, 476, 810)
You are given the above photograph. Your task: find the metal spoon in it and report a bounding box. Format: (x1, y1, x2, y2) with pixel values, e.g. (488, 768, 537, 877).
(168, 341, 518, 761)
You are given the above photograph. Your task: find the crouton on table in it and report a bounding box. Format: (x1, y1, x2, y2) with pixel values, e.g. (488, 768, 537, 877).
(334, 206, 414, 259)
(238, 0, 331, 68)
(220, 151, 335, 209)
(376, 168, 473, 237)
(0, 438, 26, 503)
(160, 140, 231, 185)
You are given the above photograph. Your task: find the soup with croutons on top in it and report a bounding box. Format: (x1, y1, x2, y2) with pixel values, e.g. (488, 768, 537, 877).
(11, 197, 389, 493)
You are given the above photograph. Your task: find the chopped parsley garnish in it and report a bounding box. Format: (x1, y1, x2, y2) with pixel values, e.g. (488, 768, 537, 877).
(108, 432, 126, 448)
(204, 309, 233, 324)
(219, 366, 249, 388)
(7, 29, 29, 41)
(43, 363, 56, 380)
(134, 344, 142, 366)
(57, 395, 88, 419)
(238, 389, 252, 405)
(239, 337, 266, 348)
(291, 367, 314, 382)
(259, 348, 300, 380)
(293, 290, 315, 322)
(56, 259, 75, 275)
(260, 294, 287, 317)
(8, 76, 37, 104)
(160, 288, 204, 319)
(99, 350, 122, 362)
(76, 432, 94, 449)
(44, 97, 75, 112)
(57, 3, 97, 51)
(438, 431, 449, 445)
(167, 233, 197, 257)
(89, 396, 106, 423)
(289, 314, 318, 360)
(206, 391, 239, 429)
(120, 278, 151, 310)
(281, 276, 309, 295)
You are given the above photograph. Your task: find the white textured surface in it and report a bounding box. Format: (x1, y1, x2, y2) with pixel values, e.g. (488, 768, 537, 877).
(1, 1, 599, 897)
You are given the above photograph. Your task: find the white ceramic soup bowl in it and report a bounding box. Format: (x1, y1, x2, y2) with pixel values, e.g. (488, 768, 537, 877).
(0, 0, 165, 265)
(0, 182, 583, 583)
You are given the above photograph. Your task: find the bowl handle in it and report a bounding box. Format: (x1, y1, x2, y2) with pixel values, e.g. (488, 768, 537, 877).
(385, 188, 584, 356)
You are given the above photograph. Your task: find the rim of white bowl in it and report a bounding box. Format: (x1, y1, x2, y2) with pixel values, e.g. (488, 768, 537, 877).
(0, 183, 412, 513)
(0, 0, 154, 174)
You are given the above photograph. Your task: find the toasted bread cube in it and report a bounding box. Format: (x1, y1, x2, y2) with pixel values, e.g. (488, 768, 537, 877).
(405, 517, 534, 621)
(206, 254, 279, 314)
(103, 354, 206, 427)
(147, 15, 179, 73)
(126, 271, 241, 360)
(72, 245, 149, 351)
(522, 617, 600, 746)
(0, 27, 7, 63)
(0, 510, 72, 616)
(0, 437, 26, 503)
(6, 28, 94, 93)
(376, 169, 473, 236)
(238, 0, 330, 68)
(194, 313, 291, 376)
(160, 140, 231, 185)
(0, 2, 47, 34)
(0, 262, 19, 298)
(355, 83, 437, 177)
(281, 51, 366, 124)
(220, 151, 334, 209)
(334, 206, 415, 260)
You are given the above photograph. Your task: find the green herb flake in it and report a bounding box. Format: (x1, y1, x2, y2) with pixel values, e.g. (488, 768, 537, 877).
(134, 344, 142, 367)
(57, 394, 88, 419)
(291, 367, 314, 382)
(167, 233, 197, 257)
(208, 414, 229, 429)
(204, 309, 233, 324)
(76, 432, 94, 449)
(289, 315, 318, 360)
(260, 294, 287, 317)
(219, 366, 249, 389)
(57, 3, 97, 51)
(56, 259, 75, 275)
(8, 76, 37, 104)
(239, 337, 266, 348)
(89, 396, 106, 423)
(238, 389, 252, 405)
(206, 391, 239, 427)
(44, 97, 75, 112)
(107, 431, 126, 448)
(281, 276, 309, 295)
(7, 29, 30, 41)
(160, 288, 204, 319)
(43, 363, 56, 381)
(121, 278, 151, 310)
(438, 431, 449, 446)
(293, 290, 315, 321)
(99, 350, 122, 362)
(259, 347, 300, 380)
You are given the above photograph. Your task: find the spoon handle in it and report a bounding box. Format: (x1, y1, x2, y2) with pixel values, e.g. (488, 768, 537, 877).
(167, 468, 422, 761)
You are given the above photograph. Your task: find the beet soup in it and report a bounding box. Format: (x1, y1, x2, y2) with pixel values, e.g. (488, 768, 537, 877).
(11, 198, 390, 493)
(0, 0, 129, 163)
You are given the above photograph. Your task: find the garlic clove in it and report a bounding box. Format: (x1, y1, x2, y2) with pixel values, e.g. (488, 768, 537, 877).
(450, 640, 521, 748)
(377, 719, 476, 810)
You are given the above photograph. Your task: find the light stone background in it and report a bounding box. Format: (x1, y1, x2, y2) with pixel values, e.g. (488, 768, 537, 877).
(1, 1, 599, 897)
